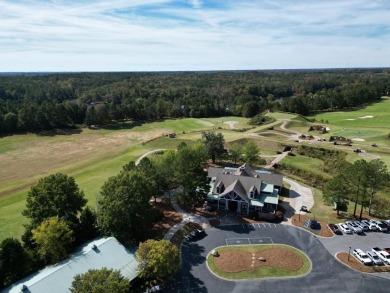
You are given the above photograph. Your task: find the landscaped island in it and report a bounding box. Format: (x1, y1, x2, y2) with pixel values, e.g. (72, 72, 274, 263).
(207, 244, 311, 280)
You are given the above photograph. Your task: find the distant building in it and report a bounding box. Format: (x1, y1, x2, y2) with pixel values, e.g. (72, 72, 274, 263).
(207, 163, 283, 215)
(4, 237, 138, 293)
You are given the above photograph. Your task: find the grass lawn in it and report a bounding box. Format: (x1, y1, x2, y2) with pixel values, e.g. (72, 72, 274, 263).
(266, 112, 298, 120)
(280, 155, 329, 178)
(207, 244, 311, 279)
(307, 97, 390, 128)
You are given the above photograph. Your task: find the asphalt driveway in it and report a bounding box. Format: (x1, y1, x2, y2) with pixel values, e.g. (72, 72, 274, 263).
(167, 224, 390, 293)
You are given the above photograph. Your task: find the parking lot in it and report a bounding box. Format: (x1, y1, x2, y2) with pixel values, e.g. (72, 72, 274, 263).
(225, 237, 274, 245)
(168, 224, 390, 293)
(320, 229, 390, 259)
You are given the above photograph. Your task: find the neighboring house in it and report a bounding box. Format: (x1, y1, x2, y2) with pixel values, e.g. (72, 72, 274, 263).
(4, 237, 138, 293)
(207, 163, 283, 214)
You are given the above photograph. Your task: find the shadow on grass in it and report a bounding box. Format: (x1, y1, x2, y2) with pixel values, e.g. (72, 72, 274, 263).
(100, 119, 170, 131)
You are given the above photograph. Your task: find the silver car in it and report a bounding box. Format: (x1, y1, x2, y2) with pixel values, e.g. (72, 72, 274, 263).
(366, 251, 384, 266)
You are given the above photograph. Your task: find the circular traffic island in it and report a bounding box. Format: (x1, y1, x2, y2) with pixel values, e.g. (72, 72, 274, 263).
(207, 244, 311, 280)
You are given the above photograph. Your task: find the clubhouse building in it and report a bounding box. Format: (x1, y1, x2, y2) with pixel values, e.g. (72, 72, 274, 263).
(207, 163, 283, 215)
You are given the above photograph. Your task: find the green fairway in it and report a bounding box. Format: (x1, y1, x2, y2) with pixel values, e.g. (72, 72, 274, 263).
(280, 155, 329, 178)
(308, 98, 390, 128)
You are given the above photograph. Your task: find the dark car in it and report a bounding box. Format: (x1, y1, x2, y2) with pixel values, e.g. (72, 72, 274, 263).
(384, 248, 390, 254)
(300, 206, 308, 212)
(310, 220, 321, 230)
(328, 223, 342, 235)
(187, 228, 206, 241)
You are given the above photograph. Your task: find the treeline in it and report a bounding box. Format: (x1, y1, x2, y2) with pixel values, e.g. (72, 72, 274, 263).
(0, 69, 389, 133)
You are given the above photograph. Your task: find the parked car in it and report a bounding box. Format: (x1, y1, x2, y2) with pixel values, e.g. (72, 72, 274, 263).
(338, 223, 352, 234)
(375, 222, 388, 232)
(383, 248, 390, 254)
(372, 247, 382, 253)
(366, 251, 384, 266)
(328, 223, 342, 235)
(353, 249, 373, 266)
(186, 228, 206, 241)
(361, 220, 377, 231)
(300, 205, 308, 212)
(346, 221, 363, 234)
(310, 219, 321, 229)
(377, 251, 390, 265)
(355, 221, 368, 232)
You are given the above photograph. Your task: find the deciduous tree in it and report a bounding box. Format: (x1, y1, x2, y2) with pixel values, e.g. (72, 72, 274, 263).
(97, 171, 155, 242)
(242, 141, 260, 165)
(229, 143, 242, 165)
(175, 143, 209, 208)
(0, 238, 31, 288)
(366, 159, 388, 216)
(23, 173, 87, 228)
(70, 268, 130, 293)
(137, 240, 180, 280)
(32, 216, 74, 264)
(201, 131, 227, 163)
(323, 174, 349, 216)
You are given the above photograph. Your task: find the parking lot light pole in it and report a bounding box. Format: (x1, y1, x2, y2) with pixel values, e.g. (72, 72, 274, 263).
(348, 247, 351, 261)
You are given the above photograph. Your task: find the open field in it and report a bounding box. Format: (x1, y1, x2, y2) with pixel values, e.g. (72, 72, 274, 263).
(0, 117, 252, 241)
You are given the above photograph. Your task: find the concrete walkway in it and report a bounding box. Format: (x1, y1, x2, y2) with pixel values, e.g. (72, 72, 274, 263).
(280, 177, 314, 224)
(135, 149, 166, 165)
(163, 199, 210, 240)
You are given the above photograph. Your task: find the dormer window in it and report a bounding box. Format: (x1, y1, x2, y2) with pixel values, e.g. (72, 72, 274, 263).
(216, 182, 224, 194)
(249, 185, 256, 199)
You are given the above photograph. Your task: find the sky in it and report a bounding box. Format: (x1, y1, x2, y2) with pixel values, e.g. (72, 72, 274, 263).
(0, 0, 389, 72)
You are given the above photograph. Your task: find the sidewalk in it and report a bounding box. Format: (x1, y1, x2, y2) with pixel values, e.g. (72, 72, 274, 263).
(281, 178, 314, 225)
(163, 198, 210, 240)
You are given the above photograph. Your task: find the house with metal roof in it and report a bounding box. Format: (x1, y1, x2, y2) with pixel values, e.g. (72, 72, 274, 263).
(207, 163, 283, 215)
(3, 237, 138, 293)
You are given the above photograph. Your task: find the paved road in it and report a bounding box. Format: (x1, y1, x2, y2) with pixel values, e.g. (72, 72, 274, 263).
(168, 224, 390, 293)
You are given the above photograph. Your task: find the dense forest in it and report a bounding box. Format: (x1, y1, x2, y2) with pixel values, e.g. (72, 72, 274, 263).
(0, 69, 389, 133)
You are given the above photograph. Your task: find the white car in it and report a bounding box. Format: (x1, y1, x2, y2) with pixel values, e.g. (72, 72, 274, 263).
(377, 251, 390, 265)
(353, 249, 373, 266)
(375, 222, 388, 232)
(362, 220, 377, 231)
(346, 221, 363, 234)
(338, 223, 352, 234)
(356, 221, 369, 232)
(366, 251, 384, 266)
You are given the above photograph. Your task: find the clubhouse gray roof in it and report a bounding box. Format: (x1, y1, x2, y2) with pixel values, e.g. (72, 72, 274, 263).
(208, 163, 283, 187)
(4, 237, 138, 293)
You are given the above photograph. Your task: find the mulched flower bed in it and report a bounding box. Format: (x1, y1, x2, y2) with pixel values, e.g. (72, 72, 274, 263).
(214, 247, 303, 272)
(337, 252, 390, 273)
(291, 214, 333, 237)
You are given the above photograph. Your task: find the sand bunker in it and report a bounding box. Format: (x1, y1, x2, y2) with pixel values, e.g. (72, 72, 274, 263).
(359, 115, 374, 119)
(352, 138, 365, 141)
(345, 119, 356, 121)
(198, 120, 214, 126)
(224, 121, 239, 129)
